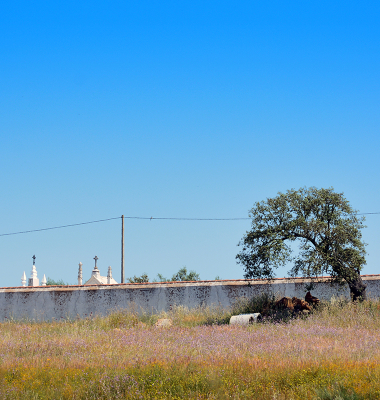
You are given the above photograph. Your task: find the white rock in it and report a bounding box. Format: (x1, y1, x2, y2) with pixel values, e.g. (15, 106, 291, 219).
(230, 313, 262, 325)
(155, 318, 173, 327)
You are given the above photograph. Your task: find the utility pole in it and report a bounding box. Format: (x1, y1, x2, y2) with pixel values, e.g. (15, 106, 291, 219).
(121, 215, 125, 283)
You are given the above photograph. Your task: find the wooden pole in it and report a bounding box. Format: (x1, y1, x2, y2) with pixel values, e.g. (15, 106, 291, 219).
(121, 215, 125, 283)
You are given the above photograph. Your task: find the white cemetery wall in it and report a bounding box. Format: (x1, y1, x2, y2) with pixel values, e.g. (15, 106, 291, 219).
(0, 275, 379, 321)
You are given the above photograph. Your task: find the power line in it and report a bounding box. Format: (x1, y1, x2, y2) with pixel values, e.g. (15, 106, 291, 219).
(126, 212, 380, 220)
(0, 216, 251, 237)
(0, 212, 379, 237)
(0, 217, 121, 237)
(356, 212, 380, 215)
(125, 216, 251, 221)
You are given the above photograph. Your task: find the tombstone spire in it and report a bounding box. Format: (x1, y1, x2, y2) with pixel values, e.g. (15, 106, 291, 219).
(78, 262, 83, 285)
(107, 266, 113, 284)
(21, 271, 26, 286)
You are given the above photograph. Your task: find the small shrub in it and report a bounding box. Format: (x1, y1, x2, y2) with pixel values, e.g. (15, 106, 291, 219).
(317, 385, 364, 400)
(231, 292, 276, 316)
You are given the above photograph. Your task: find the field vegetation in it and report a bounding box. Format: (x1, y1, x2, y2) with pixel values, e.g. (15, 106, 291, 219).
(1, 296, 380, 399)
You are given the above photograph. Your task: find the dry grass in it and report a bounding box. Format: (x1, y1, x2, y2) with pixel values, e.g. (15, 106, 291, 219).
(1, 298, 380, 399)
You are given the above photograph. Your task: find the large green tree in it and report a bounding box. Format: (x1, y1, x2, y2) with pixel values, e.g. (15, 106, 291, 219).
(236, 187, 367, 301)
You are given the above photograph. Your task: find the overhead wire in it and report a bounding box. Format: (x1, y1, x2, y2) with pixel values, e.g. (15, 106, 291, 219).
(0, 217, 121, 237)
(125, 216, 251, 220)
(356, 212, 380, 215)
(0, 212, 379, 237)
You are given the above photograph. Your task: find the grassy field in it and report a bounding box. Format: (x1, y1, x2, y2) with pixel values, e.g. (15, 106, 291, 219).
(1, 298, 380, 399)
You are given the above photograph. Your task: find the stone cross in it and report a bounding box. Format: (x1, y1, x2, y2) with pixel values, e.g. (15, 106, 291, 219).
(94, 256, 98, 269)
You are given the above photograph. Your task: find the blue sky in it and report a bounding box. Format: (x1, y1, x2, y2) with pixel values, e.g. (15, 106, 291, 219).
(1, 1, 379, 287)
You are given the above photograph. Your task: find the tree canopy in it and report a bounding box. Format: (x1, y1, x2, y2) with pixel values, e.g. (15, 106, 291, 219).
(46, 277, 70, 286)
(171, 267, 200, 282)
(127, 273, 149, 283)
(236, 187, 367, 301)
(156, 267, 200, 282)
(127, 268, 201, 284)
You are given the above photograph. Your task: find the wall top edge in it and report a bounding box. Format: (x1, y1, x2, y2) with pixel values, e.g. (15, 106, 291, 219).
(1, 274, 379, 293)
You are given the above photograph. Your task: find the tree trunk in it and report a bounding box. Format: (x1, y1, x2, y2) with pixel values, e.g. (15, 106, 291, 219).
(347, 275, 367, 301)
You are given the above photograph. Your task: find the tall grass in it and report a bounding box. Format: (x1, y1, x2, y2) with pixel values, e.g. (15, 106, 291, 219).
(1, 298, 380, 399)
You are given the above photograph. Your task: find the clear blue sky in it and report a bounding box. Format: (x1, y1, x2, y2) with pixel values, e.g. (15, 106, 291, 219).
(1, 1, 379, 287)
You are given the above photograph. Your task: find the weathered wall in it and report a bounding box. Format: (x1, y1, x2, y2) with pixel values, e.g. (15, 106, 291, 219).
(0, 275, 379, 321)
